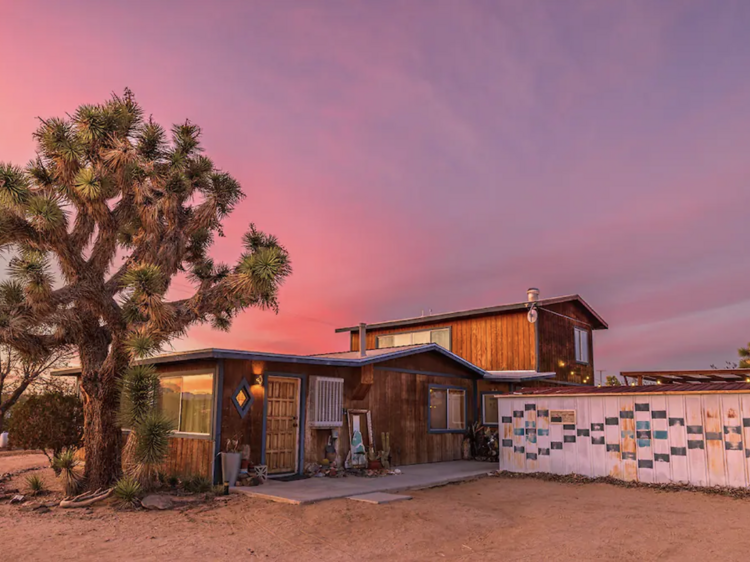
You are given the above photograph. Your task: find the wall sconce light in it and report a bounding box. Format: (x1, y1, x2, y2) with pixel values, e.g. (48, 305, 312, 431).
(254, 375, 264, 387)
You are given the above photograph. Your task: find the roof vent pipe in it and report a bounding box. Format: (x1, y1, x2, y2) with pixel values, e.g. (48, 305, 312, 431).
(359, 323, 367, 357)
(527, 288, 540, 303)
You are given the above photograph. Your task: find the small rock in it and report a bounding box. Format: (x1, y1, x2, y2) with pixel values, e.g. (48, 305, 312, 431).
(10, 494, 25, 504)
(214, 495, 233, 502)
(141, 494, 174, 510)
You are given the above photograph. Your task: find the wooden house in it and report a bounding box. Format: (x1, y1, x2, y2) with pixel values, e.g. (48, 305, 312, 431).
(54, 344, 485, 483)
(336, 289, 608, 429)
(54, 289, 606, 483)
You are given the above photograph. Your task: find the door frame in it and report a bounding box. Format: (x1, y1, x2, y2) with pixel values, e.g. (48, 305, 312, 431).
(260, 372, 306, 476)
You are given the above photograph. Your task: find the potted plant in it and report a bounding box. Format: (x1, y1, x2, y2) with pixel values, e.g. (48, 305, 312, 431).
(221, 438, 242, 487)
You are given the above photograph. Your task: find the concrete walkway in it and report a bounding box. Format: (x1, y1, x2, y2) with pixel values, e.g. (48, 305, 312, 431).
(234, 460, 494, 505)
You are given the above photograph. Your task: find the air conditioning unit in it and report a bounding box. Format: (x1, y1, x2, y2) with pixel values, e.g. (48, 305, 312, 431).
(309, 376, 344, 428)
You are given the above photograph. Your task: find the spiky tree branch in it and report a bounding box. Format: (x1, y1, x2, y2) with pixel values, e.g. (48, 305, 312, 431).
(0, 90, 291, 487)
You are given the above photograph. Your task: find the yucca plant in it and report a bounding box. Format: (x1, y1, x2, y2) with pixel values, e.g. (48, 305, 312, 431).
(0, 90, 291, 489)
(52, 448, 82, 497)
(113, 475, 143, 508)
(130, 410, 174, 489)
(25, 474, 46, 496)
(182, 474, 212, 494)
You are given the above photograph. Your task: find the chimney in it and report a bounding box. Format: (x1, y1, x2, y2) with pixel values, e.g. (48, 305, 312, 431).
(527, 288, 540, 303)
(359, 323, 367, 357)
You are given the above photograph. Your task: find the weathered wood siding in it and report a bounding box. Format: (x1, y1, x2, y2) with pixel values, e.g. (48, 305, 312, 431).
(350, 311, 535, 372)
(160, 437, 214, 478)
(121, 433, 214, 479)
(537, 301, 595, 384)
(153, 360, 218, 479)
(220, 351, 480, 471)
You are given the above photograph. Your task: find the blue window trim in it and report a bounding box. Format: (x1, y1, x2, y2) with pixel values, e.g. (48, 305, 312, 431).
(479, 391, 503, 427)
(260, 372, 307, 475)
(427, 384, 467, 434)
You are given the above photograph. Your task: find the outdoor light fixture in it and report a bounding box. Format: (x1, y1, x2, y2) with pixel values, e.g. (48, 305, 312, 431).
(255, 374, 264, 387)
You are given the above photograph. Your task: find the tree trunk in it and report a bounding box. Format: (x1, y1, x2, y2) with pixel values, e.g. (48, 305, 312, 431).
(81, 380, 122, 489)
(79, 332, 126, 490)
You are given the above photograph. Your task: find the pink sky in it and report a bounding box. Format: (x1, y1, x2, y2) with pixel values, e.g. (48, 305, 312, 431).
(1, 1, 749, 376)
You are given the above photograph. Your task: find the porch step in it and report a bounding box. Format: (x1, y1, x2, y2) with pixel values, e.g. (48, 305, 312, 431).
(347, 492, 412, 504)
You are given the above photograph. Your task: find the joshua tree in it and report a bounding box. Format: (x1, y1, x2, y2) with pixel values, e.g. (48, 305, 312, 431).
(0, 90, 291, 488)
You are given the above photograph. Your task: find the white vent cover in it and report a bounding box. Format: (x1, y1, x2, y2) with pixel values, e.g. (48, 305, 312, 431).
(310, 376, 344, 428)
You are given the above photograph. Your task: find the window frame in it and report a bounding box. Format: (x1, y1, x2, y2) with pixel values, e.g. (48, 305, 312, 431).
(159, 370, 216, 439)
(574, 326, 590, 365)
(480, 391, 502, 427)
(376, 326, 452, 351)
(427, 384, 467, 434)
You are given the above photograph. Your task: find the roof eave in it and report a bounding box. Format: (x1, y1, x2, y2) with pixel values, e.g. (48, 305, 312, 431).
(335, 294, 607, 333)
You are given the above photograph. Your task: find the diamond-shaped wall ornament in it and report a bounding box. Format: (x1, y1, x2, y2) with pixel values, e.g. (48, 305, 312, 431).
(232, 377, 254, 418)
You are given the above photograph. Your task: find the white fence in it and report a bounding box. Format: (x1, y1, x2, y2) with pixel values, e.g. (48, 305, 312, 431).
(497, 391, 750, 488)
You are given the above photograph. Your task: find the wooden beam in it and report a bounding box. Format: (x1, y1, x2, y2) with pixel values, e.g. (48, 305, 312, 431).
(352, 364, 374, 400)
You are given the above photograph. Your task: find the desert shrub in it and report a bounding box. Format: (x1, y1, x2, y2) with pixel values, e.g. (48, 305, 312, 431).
(52, 448, 82, 496)
(7, 392, 83, 465)
(113, 476, 143, 507)
(25, 474, 46, 495)
(182, 474, 212, 493)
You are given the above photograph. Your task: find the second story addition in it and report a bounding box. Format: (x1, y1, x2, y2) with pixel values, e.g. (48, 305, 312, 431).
(336, 289, 608, 385)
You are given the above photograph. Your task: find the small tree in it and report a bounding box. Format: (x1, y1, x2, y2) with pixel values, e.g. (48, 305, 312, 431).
(738, 346, 749, 369)
(0, 90, 291, 488)
(0, 280, 74, 434)
(605, 375, 621, 386)
(7, 391, 83, 464)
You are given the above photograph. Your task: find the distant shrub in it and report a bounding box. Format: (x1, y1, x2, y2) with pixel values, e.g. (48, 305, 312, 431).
(8, 392, 83, 465)
(182, 474, 212, 494)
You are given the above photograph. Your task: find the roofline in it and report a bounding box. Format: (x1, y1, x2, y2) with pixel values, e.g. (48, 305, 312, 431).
(51, 344, 486, 378)
(498, 389, 750, 398)
(484, 371, 557, 382)
(334, 294, 608, 333)
(621, 369, 750, 376)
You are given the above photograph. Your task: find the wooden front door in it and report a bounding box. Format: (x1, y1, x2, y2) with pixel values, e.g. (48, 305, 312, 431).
(265, 376, 301, 474)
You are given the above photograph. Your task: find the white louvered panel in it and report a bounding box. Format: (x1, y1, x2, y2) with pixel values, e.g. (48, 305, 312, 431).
(310, 376, 344, 428)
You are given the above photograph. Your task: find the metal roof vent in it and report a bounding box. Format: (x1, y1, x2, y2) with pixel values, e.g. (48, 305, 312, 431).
(527, 288, 540, 302)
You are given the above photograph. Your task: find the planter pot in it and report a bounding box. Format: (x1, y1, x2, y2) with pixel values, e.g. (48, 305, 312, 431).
(0, 432, 8, 449)
(368, 459, 382, 470)
(221, 452, 242, 487)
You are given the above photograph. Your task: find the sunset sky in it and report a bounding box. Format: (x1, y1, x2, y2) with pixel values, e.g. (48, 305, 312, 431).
(1, 1, 749, 376)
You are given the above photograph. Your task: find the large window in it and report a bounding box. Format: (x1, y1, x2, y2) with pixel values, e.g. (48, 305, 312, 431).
(481, 393, 499, 426)
(159, 373, 214, 435)
(574, 327, 590, 364)
(376, 327, 451, 350)
(428, 385, 466, 432)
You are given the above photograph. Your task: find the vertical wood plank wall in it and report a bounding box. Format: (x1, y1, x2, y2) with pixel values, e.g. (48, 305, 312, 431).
(219, 353, 480, 472)
(537, 302, 595, 383)
(153, 360, 218, 480)
(498, 391, 750, 489)
(349, 311, 536, 372)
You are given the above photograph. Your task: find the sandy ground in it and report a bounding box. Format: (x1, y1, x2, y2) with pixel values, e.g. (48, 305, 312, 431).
(2, 453, 750, 561)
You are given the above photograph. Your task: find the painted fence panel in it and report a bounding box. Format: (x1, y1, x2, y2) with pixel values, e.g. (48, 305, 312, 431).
(666, 395, 688, 484)
(650, 395, 671, 484)
(498, 391, 750, 489)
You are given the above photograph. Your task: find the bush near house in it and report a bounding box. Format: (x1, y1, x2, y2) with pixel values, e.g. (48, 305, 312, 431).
(7, 391, 83, 465)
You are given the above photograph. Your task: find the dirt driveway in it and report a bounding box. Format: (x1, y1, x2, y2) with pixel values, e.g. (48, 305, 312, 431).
(2, 453, 750, 561)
